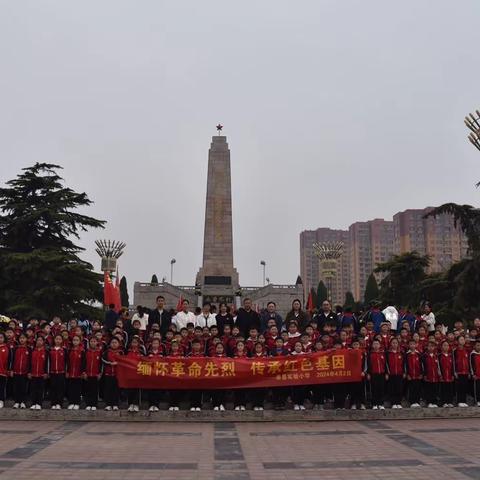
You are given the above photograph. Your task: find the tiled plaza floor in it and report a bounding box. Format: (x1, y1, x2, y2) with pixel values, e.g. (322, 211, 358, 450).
(0, 418, 478, 480)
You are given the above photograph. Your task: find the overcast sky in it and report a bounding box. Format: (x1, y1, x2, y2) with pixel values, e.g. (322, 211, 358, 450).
(1, 0, 480, 296)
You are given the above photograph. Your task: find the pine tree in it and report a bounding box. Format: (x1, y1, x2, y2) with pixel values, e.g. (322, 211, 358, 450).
(316, 281, 328, 308)
(0, 163, 105, 318)
(364, 273, 380, 305)
(150, 274, 159, 286)
(343, 291, 355, 310)
(119, 276, 129, 307)
(295, 275, 303, 285)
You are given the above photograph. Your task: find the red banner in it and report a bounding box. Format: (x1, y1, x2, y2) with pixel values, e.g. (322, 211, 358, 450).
(117, 350, 362, 390)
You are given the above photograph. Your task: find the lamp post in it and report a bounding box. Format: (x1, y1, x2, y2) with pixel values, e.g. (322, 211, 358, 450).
(170, 258, 176, 284)
(465, 110, 480, 151)
(260, 260, 266, 286)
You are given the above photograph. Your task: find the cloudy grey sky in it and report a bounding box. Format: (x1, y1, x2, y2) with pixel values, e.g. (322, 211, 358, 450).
(1, 0, 480, 295)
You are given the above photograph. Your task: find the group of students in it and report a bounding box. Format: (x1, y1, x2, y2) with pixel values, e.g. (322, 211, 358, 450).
(0, 304, 480, 412)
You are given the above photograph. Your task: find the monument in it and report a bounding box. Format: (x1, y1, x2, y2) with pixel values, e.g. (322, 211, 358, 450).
(133, 127, 303, 316)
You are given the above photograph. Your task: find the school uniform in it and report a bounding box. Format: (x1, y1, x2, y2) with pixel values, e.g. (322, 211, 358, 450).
(188, 351, 205, 408)
(84, 348, 102, 407)
(453, 347, 470, 404)
(439, 352, 455, 405)
(102, 348, 123, 407)
(0, 344, 11, 401)
(249, 352, 267, 409)
(30, 347, 49, 406)
(470, 350, 480, 403)
(67, 347, 85, 405)
(422, 352, 440, 405)
(48, 346, 67, 407)
(367, 350, 386, 407)
(386, 350, 404, 406)
(11, 345, 30, 404)
(167, 350, 184, 408)
(269, 348, 290, 409)
(349, 349, 366, 408)
(233, 351, 248, 408)
(405, 350, 423, 405)
(126, 348, 145, 406)
(146, 349, 164, 407)
(290, 351, 308, 407)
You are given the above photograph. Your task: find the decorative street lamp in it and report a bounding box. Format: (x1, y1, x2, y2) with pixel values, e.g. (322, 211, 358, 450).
(95, 239, 126, 273)
(260, 260, 266, 286)
(312, 241, 344, 303)
(465, 110, 480, 151)
(170, 258, 176, 284)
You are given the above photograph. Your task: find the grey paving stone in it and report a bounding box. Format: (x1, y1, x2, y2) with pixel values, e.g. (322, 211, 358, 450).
(35, 462, 198, 470)
(264, 459, 425, 469)
(250, 430, 365, 436)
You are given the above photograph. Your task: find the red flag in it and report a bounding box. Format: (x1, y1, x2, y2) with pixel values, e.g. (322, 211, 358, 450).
(306, 290, 314, 313)
(104, 271, 121, 311)
(176, 295, 184, 313)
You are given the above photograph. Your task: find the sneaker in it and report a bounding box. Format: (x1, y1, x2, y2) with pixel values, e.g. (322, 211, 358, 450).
(397, 404, 403, 409)
(73, 405, 79, 410)
(410, 403, 420, 408)
(105, 406, 112, 411)
(253, 406, 259, 411)
(68, 404, 75, 410)
(299, 405, 306, 410)
(190, 407, 196, 411)
(477, 402, 480, 407)
(360, 404, 366, 410)
(153, 406, 159, 412)
(149, 406, 156, 412)
(133, 405, 139, 412)
(127, 405, 134, 412)
(219, 405, 225, 411)
(195, 407, 201, 411)
(234, 406, 240, 411)
(13, 403, 19, 409)
(57, 404, 62, 410)
(372, 405, 378, 410)
(213, 406, 219, 411)
(379, 405, 385, 410)
(0, 400, 4, 409)
(20, 403, 26, 409)
(30, 404, 36, 410)
(36, 404, 42, 410)
(86, 406, 91, 411)
(458, 403, 468, 407)
(293, 404, 300, 411)
(91, 406, 97, 411)
(391, 404, 397, 409)
(240, 406, 245, 411)
(168, 406, 174, 411)
(112, 406, 119, 411)
(257, 406, 264, 411)
(51, 405, 57, 410)
(350, 405, 357, 410)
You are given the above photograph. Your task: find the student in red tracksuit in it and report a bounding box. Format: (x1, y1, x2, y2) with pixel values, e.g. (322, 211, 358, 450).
(0, 333, 11, 409)
(146, 338, 164, 412)
(349, 339, 366, 410)
(126, 337, 146, 412)
(405, 339, 423, 407)
(386, 338, 405, 409)
(453, 335, 470, 407)
(439, 340, 455, 407)
(422, 342, 441, 407)
(188, 339, 205, 411)
(10, 333, 30, 408)
(48, 334, 68, 409)
(102, 337, 123, 410)
(83, 337, 103, 410)
(366, 339, 387, 409)
(470, 340, 480, 406)
(250, 342, 268, 411)
(66, 335, 85, 409)
(28, 336, 49, 409)
(233, 341, 248, 411)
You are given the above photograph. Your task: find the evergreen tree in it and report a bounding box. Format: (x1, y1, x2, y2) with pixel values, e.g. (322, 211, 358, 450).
(295, 275, 303, 285)
(364, 273, 380, 305)
(343, 291, 355, 310)
(150, 274, 159, 285)
(119, 276, 129, 307)
(316, 281, 328, 308)
(0, 163, 105, 318)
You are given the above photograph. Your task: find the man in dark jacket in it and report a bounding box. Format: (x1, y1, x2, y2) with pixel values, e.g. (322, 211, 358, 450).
(148, 295, 172, 336)
(104, 304, 119, 332)
(260, 301, 283, 333)
(235, 298, 261, 337)
(315, 300, 337, 331)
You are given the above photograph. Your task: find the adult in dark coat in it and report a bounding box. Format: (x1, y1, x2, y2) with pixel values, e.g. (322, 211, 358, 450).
(315, 300, 338, 331)
(260, 301, 283, 332)
(284, 298, 310, 331)
(148, 295, 172, 336)
(215, 303, 234, 335)
(104, 304, 119, 332)
(235, 298, 261, 337)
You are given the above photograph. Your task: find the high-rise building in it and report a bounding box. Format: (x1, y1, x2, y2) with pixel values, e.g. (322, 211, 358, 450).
(394, 208, 469, 273)
(300, 228, 350, 306)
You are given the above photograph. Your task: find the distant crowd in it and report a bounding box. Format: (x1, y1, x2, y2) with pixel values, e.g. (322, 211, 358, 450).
(0, 296, 479, 412)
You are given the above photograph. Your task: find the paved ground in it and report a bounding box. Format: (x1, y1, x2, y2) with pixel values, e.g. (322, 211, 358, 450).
(0, 419, 478, 480)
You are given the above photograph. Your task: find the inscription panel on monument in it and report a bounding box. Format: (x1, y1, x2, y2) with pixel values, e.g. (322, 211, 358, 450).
(203, 295, 234, 304)
(204, 275, 232, 285)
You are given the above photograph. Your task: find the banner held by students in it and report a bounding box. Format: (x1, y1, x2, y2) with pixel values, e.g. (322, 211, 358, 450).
(117, 349, 362, 390)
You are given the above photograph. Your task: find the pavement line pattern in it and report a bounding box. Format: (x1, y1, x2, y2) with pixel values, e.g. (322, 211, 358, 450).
(263, 459, 426, 469)
(84, 431, 202, 436)
(32, 462, 197, 470)
(250, 429, 366, 436)
(214, 422, 251, 480)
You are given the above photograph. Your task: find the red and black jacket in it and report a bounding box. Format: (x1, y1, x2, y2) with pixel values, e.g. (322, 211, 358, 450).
(422, 353, 440, 382)
(30, 347, 49, 377)
(405, 351, 423, 380)
(439, 352, 454, 382)
(49, 347, 68, 374)
(146, 349, 164, 360)
(0, 344, 11, 377)
(367, 351, 386, 375)
(67, 347, 85, 378)
(386, 350, 404, 376)
(85, 348, 103, 377)
(470, 351, 480, 378)
(102, 348, 123, 376)
(453, 348, 470, 376)
(11, 345, 30, 375)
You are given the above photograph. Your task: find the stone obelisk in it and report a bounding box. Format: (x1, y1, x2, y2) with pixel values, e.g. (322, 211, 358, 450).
(196, 126, 239, 305)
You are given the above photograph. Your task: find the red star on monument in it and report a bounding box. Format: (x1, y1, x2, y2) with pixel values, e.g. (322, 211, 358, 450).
(216, 124, 223, 133)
